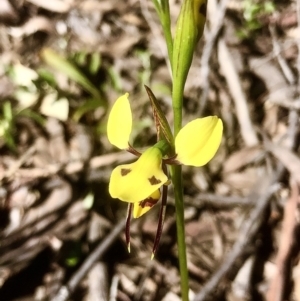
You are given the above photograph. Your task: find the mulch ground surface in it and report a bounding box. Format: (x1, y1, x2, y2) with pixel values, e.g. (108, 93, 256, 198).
(1, 0, 300, 300)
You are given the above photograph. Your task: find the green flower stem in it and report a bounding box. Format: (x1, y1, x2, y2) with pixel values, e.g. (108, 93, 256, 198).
(172, 82, 184, 136)
(171, 165, 189, 301)
(162, 0, 202, 298)
(172, 75, 188, 301)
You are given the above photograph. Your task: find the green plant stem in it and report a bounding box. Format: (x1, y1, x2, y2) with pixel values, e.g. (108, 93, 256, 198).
(169, 0, 191, 295)
(172, 76, 189, 300)
(172, 82, 184, 136)
(171, 165, 189, 301)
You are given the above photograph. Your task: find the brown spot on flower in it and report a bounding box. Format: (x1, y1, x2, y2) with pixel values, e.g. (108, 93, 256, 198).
(121, 168, 131, 176)
(148, 176, 161, 185)
(139, 198, 159, 208)
(199, 2, 207, 17)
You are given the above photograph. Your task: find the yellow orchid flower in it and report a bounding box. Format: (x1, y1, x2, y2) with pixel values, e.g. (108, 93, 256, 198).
(107, 94, 223, 205)
(107, 92, 223, 256)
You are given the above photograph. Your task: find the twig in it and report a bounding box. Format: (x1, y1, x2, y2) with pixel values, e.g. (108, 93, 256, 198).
(0, 145, 36, 181)
(1, 179, 72, 243)
(184, 193, 255, 209)
(268, 97, 300, 110)
(2, 152, 133, 181)
(269, 25, 296, 85)
(199, 0, 228, 115)
(218, 38, 259, 146)
(87, 263, 109, 301)
(109, 275, 120, 301)
(52, 219, 125, 301)
(266, 179, 299, 301)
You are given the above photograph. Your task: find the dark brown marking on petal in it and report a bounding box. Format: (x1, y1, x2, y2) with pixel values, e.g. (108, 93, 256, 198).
(199, 2, 207, 17)
(121, 168, 131, 176)
(139, 198, 159, 208)
(148, 176, 161, 185)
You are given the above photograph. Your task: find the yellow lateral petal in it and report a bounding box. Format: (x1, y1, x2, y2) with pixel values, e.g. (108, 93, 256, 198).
(107, 93, 132, 149)
(133, 190, 161, 218)
(175, 116, 223, 166)
(133, 203, 152, 219)
(109, 147, 168, 203)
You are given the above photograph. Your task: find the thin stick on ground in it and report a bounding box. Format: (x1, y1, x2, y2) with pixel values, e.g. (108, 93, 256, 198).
(269, 25, 295, 86)
(184, 193, 256, 209)
(217, 38, 259, 147)
(267, 97, 300, 110)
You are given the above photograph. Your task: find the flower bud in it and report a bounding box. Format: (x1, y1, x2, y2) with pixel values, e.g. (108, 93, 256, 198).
(173, 0, 207, 92)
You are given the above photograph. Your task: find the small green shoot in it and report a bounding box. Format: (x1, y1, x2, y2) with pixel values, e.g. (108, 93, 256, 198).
(237, 0, 275, 38)
(41, 48, 105, 104)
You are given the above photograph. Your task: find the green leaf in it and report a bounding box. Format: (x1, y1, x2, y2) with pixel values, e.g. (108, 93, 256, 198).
(73, 98, 104, 122)
(41, 48, 105, 106)
(0, 102, 16, 150)
(89, 52, 101, 75)
(18, 109, 45, 126)
(3, 102, 13, 122)
(37, 68, 58, 88)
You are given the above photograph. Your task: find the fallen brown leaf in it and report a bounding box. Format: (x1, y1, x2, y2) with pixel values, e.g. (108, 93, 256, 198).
(223, 146, 263, 173)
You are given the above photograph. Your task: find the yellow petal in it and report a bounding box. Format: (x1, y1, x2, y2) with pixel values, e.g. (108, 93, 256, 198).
(133, 190, 161, 218)
(109, 147, 168, 203)
(107, 93, 132, 149)
(175, 116, 223, 166)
